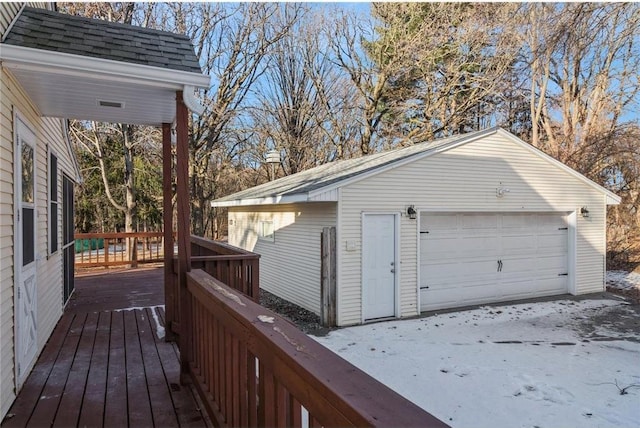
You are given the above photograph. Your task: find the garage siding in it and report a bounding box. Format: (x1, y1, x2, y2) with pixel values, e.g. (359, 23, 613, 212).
(338, 133, 607, 326)
(1, 68, 74, 418)
(228, 203, 337, 314)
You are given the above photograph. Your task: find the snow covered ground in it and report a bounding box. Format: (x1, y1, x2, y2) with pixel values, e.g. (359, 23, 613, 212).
(314, 299, 640, 428)
(607, 270, 640, 294)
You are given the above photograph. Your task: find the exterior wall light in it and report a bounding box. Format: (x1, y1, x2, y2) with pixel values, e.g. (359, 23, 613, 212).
(496, 187, 511, 198)
(407, 205, 417, 220)
(580, 206, 590, 218)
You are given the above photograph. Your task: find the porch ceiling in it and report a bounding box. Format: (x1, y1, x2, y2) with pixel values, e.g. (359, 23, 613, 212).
(5, 63, 180, 126)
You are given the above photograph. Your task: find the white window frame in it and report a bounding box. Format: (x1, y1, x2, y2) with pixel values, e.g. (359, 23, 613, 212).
(258, 220, 275, 242)
(48, 148, 59, 256)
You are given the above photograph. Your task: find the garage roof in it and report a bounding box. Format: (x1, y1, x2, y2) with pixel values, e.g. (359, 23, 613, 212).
(212, 128, 621, 207)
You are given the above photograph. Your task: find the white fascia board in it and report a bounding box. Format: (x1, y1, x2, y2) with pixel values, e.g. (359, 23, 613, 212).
(605, 194, 621, 205)
(211, 193, 309, 207)
(495, 129, 622, 205)
(0, 44, 210, 89)
(307, 128, 499, 199)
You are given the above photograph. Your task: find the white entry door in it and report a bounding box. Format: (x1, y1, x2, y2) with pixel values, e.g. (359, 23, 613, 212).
(362, 214, 397, 320)
(15, 116, 38, 385)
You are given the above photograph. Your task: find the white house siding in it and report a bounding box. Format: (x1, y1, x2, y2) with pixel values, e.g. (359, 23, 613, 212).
(338, 133, 607, 326)
(228, 203, 337, 314)
(0, 67, 75, 418)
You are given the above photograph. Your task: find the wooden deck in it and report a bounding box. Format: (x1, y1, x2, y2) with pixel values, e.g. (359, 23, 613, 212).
(2, 267, 210, 428)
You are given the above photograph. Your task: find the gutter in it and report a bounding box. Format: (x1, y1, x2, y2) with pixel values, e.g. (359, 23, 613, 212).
(182, 85, 206, 115)
(211, 193, 310, 208)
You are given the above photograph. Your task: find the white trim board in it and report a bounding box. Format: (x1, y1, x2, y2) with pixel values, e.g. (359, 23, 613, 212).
(0, 44, 210, 90)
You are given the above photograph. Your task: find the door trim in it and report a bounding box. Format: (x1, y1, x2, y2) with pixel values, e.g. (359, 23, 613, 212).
(13, 109, 38, 387)
(361, 212, 400, 323)
(567, 210, 577, 295)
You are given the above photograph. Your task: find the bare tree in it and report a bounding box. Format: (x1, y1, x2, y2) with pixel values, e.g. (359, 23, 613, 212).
(328, 9, 392, 155)
(166, 3, 302, 237)
(249, 8, 361, 179)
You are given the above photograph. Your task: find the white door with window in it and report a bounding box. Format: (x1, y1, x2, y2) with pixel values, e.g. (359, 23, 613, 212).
(15, 116, 38, 385)
(362, 214, 397, 320)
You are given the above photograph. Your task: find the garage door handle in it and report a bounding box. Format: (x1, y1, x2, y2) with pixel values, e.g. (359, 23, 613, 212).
(497, 260, 503, 272)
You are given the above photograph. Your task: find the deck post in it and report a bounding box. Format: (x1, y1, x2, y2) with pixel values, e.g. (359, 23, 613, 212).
(176, 91, 192, 383)
(162, 123, 176, 342)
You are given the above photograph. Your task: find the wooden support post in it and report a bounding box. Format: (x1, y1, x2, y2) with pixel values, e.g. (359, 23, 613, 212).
(321, 227, 337, 327)
(162, 122, 176, 342)
(176, 91, 192, 383)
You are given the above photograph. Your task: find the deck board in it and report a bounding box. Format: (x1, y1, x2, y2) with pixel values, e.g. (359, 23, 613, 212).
(124, 310, 154, 427)
(53, 312, 99, 428)
(28, 313, 86, 427)
(104, 311, 128, 428)
(2, 267, 209, 428)
(137, 308, 180, 427)
(77, 311, 110, 428)
(1, 315, 75, 428)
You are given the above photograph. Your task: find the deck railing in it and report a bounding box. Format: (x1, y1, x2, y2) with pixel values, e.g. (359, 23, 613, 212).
(190, 235, 260, 301)
(184, 269, 448, 428)
(165, 236, 260, 341)
(74, 232, 167, 268)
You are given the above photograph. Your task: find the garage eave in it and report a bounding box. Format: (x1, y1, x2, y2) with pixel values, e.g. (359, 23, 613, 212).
(211, 193, 310, 208)
(606, 194, 622, 205)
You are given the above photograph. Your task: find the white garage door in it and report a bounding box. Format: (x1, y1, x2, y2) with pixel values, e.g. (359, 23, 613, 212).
(420, 212, 568, 312)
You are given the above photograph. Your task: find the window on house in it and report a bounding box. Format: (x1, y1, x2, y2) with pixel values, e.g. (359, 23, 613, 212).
(49, 152, 59, 254)
(258, 220, 275, 242)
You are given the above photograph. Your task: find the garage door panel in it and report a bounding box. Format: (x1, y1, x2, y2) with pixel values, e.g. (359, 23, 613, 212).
(420, 212, 568, 312)
(460, 236, 501, 255)
(499, 257, 538, 274)
(537, 254, 567, 270)
(497, 277, 537, 297)
(422, 276, 499, 292)
(501, 213, 535, 228)
(535, 277, 568, 293)
(421, 236, 501, 258)
(538, 234, 568, 250)
(461, 214, 498, 230)
(420, 237, 461, 256)
(421, 261, 498, 283)
(421, 213, 457, 231)
(421, 285, 498, 310)
(420, 236, 501, 261)
(501, 235, 536, 253)
(537, 213, 567, 228)
(498, 276, 566, 296)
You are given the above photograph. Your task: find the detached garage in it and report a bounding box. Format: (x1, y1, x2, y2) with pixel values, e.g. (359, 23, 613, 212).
(212, 128, 620, 326)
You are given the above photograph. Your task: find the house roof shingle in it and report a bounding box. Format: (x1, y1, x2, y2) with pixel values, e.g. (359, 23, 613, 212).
(2, 7, 203, 74)
(213, 128, 497, 204)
